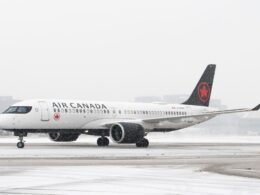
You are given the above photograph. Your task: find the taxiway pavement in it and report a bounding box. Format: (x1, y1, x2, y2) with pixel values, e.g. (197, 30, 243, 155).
(0, 136, 260, 194)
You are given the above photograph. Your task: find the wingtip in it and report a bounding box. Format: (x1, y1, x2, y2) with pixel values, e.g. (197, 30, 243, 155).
(252, 104, 260, 111)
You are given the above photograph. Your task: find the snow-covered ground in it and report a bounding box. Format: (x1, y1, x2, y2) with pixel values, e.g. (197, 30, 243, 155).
(1, 135, 260, 194)
(1, 166, 260, 195)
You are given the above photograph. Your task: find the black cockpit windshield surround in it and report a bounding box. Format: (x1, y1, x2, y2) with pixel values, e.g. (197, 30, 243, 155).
(3, 106, 32, 114)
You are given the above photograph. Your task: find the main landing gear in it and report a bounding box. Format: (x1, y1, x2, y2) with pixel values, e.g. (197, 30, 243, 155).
(97, 137, 109, 147)
(136, 138, 149, 148)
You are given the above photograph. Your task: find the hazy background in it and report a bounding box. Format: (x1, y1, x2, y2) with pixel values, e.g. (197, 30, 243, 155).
(0, 0, 259, 108)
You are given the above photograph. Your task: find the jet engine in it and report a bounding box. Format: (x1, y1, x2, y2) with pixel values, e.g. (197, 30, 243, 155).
(48, 132, 80, 142)
(109, 123, 145, 143)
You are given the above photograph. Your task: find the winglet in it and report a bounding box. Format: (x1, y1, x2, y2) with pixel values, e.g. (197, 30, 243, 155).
(252, 104, 260, 111)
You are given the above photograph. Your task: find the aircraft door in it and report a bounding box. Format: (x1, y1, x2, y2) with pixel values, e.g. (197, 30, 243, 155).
(39, 101, 50, 121)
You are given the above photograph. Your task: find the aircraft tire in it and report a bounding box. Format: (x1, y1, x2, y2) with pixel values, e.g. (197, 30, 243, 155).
(97, 137, 109, 147)
(17, 142, 24, 149)
(136, 138, 149, 148)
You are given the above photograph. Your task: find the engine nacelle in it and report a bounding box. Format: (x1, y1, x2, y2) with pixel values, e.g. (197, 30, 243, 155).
(110, 123, 145, 144)
(49, 132, 80, 142)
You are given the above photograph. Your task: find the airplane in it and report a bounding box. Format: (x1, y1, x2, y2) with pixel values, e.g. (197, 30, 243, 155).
(0, 64, 259, 148)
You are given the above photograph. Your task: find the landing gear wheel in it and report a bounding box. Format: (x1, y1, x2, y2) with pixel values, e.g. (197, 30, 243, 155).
(17, 142, 24, 149)
(16, 134, 26, 149)
(97, 137, 110, 147)
(136, 138, 149, 148)
(103, 137, 109, 146)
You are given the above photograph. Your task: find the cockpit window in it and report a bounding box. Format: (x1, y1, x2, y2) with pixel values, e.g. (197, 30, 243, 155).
(4, 107, 18, 113)
(3, 106, 32, 114)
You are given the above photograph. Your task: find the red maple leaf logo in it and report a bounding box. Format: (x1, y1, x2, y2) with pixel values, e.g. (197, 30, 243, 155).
(198, 82, 210, 102)
(53, 113, 61, 121)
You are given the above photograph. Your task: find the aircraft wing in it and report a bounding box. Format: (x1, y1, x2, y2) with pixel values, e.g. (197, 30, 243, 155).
(142, 104, 260, 124)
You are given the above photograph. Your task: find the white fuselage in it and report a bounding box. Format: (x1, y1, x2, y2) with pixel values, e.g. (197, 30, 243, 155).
(0, 99, 216, 133)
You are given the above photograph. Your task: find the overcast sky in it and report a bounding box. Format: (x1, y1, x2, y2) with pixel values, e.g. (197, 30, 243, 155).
(0, 0, 259, 108)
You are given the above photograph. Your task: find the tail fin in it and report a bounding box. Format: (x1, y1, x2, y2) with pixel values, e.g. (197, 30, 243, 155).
(183, 64, 216, 107)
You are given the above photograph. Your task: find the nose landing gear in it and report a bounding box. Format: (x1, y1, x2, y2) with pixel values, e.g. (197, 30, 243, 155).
(17, 138, 25, 149)
(14, 132, 27, 149)
(17, 135, 25, 148)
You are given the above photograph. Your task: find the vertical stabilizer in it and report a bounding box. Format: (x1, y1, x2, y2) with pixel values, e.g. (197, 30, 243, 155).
(183, 64, 216, 107)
